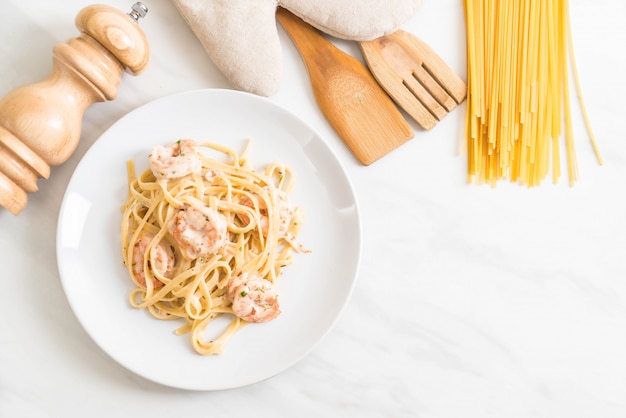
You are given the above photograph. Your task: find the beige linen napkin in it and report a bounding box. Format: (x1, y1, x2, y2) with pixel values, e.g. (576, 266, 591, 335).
(171, 0, 422, 96)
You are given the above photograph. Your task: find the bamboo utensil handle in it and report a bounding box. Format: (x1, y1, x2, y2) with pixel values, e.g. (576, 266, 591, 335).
(0, 2, 150, 215)
(276, 8, 413, 165)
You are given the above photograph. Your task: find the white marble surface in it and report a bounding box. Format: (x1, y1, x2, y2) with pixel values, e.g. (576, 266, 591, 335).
(1, 0, 626, 416)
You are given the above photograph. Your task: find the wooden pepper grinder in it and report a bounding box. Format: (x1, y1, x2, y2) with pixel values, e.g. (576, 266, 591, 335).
(0, 2, 150, 215)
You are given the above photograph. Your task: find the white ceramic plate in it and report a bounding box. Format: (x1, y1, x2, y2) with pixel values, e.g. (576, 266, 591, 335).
(56, 89, 361, 390)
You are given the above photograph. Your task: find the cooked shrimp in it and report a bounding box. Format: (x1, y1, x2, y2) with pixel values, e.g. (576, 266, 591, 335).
(272, 187, 295, 238)
(149, 139, 202, 180)
(239, 186, 294, 238)
(227, 272, 280, 323)
(169, 205, 228, 260)
(204, 169, 223, 183)
(132, 232, 175, 289)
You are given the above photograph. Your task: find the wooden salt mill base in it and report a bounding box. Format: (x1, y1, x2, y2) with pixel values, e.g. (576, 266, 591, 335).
(0, 2, 150, 215)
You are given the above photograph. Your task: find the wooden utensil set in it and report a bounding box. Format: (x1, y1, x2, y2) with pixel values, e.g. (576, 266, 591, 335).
(0, 4, 464, 215)
(277, 8, 466, 165)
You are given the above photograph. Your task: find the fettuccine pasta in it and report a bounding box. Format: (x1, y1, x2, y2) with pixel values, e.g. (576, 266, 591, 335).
(120, 139, 309, 355)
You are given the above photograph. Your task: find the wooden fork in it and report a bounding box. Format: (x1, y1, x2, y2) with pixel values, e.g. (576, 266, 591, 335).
(360, 30, 467, 130)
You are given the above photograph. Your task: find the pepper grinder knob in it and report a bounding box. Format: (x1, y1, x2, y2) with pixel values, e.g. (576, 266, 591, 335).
(128, 2, 149, 22)
(0, 2, 150, 215)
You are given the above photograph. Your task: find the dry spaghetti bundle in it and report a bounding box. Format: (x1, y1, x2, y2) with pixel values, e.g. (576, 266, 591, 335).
(463, 0, 602, 186)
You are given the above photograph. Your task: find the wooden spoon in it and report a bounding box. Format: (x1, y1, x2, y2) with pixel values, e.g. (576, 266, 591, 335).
(360, 30, 467, 131)
(276, 8, 413, 165)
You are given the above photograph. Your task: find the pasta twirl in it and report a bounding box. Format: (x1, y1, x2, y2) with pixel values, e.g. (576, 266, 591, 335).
(120, 139, 309, 355)
(463, 0, 602, 187)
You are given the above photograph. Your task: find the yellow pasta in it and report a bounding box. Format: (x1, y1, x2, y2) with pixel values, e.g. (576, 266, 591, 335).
(463, 0, 602, 186)
(120, 139, 309, 355)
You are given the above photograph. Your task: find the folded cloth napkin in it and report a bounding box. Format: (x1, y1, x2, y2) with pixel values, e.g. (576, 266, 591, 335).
(171, 0, 422, 96)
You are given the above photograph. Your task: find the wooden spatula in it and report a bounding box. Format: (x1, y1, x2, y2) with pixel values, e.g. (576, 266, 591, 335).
(360, 30, 467, 131)
(276, 8, 413, 165)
